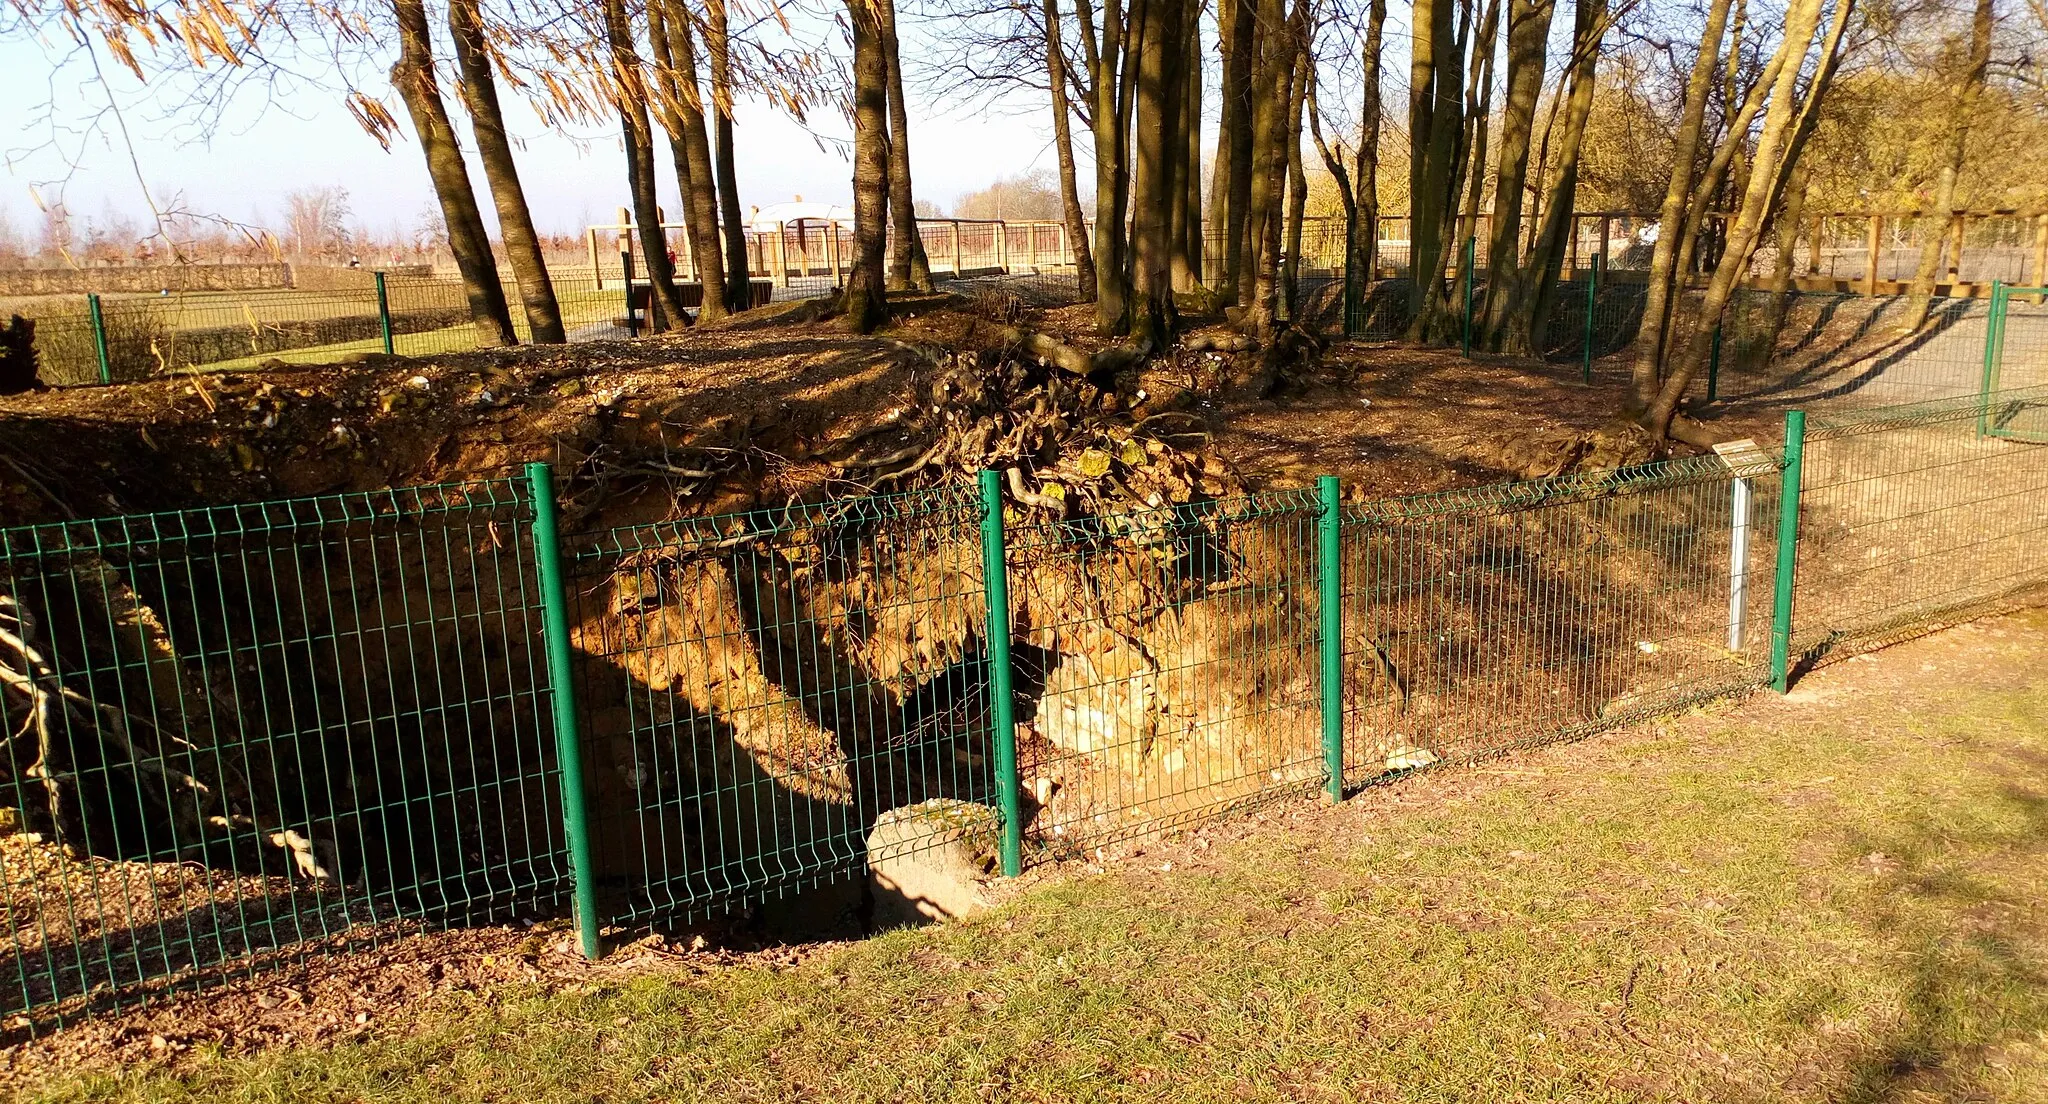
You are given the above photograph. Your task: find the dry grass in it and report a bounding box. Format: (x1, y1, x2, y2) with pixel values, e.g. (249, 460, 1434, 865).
(23, 610, 2048, 1103)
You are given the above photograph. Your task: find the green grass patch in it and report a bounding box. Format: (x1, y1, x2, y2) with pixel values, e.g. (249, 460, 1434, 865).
(35, 669, 2048, 1102)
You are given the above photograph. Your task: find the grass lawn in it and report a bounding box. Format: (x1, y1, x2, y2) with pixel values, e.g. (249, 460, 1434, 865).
(28, 612, 2048, 1103)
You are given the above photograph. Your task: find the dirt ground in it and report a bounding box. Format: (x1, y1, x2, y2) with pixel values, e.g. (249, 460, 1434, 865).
(0, 290, 1811, 1091)
(0, 292, 1787, 531)
(7, 604, 2044, 1097)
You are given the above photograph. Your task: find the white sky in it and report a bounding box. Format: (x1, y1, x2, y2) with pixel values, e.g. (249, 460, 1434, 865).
(0, 21, 1083, 240)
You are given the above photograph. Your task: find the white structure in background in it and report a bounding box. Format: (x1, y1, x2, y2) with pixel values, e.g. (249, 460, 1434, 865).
(746, 199, 853, 232)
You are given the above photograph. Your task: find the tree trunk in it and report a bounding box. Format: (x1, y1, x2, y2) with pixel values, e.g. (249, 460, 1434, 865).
(447, 0, 564, 343)
(1645, 0, 1849, 438)
(1219, 0, 1256, 301)
(1404, 0, 1468, 342)
(1045, 0, 1098, 300)
(1452, 0, 1501, 343)
(1171, 23, 1203, 291)
(1509, 0, 1603, 357)
(389, 0, 515, 347)
(1759, 158, 1811, 345)
(1628, 0, 1735, 412)
(1476, 0, 1553, 351)
(1354, 0, 1385, 293)
(1087, 0, 1133, 334)
(1242, 0, 1295, 337)
(706, 0, 754, 313)
(1673, 46, 1786, 287)
(604, 0, 688, 331)
(879, 0, 934, 291)
(1129, 0, 1187, 347)
(1903, 0, 1992, 331)
(842, 0, 891, 333)
(1281, 30, 1309, 316)
(649, 0, 730, 323)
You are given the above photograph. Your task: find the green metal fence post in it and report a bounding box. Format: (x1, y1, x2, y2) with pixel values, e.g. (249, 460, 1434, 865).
(1979, 281, 2006, 437)
(1317, 475, 1344, 802)
(86, 293, 112, 384)
(1582, 254, 1600, 383)
(1768, 410, 1807, 694)
(526, 461, 602, 959)
(374, 271, 395, 356)
(1461, 236, 1476, 358)
(1707, 321, 1723, 401)
(979, 469, 1023, 877)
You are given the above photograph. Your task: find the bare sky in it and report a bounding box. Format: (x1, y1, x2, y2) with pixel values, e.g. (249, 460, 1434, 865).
(0, 26, 1076, 241)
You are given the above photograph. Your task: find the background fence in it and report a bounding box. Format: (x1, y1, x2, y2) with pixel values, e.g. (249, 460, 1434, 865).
(19, 210, 2042, 393)
(7, 383, 2048, 1033)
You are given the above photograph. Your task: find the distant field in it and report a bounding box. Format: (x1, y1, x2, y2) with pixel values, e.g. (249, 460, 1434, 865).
(20, 282, 625, 382)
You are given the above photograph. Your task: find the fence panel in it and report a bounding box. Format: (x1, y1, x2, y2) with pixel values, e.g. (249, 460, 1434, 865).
(1793, 388, 2048, 661)
(0, 477, 567, 1029)
(1005, 491, 1325, 851)
(1339, 458, 1781, 782)
(560, 486, 999, 928)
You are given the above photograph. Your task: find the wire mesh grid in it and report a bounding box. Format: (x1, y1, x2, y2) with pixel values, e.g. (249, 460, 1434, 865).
(1003, 491, 1326, 855)
(1794, 388, 2048, 661)
(0, 477, 566, 1029)
(1338, 457, 1781, 784)
(559, 485, 1000, 929)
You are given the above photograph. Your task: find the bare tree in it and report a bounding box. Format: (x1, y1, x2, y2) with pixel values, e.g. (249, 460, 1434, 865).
(1638, 0, 1855, 440)
(448, 0, 566, 342)
(391, 0, 517, 346)
(603, 0, 689, 330)
(842, 0, 891, 332)
(1903, 0, 1993, 330)
(879, 0, 935, 291)
(1043, 0, 1099, 299)
(647, 0, 732, 321)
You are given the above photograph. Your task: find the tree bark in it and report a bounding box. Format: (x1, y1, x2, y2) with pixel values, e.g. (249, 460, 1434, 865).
(447, 0, 564, 343)
(648, 0, 730, 322)
(1452, 0, 1501, 342)
(1171, 23, 1203, 291)
(843, 0, 891, 333)
(879, 0, 934, 291)
(1760, 157, 1811, 344)
(1355, 0, 1385, 294)
(1045, 0, 1099, 300)
(1219, 0, 1256, 301)
(1086, 0, 1134, 333)
(604, 0, 688, 330)
(1903, 0, 1992, 331)
(1240, 0, 1289, 324)
(1628, 0, 1735, 412)
(1509, 0, 1603, 356)
(1645, 0, 1851, 437)
(1404, 0, 1469, 342)
(1476, 0, 1554, 351)
(1281, 29, 1309, 316)
(705, 0, 754, 312)
(1129, 0, 1188, 347)
(390, 0, 516, 347)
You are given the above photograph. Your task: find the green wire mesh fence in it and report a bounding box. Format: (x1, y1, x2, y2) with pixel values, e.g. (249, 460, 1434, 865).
(6, 387, 2048, 1034)
(0, 477, 570, 1029)
(1339, 457, 1782, 784)
(1005, 490, 1327, 854)
(559, 485, 999, 931)
(1791, 387, 2048, 663)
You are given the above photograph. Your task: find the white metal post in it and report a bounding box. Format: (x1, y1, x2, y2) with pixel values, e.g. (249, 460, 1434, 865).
(1728, 476, 1753, 651)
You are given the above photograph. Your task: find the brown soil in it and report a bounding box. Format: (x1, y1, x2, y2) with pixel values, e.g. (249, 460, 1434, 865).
(0, 293, 1789, 532)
